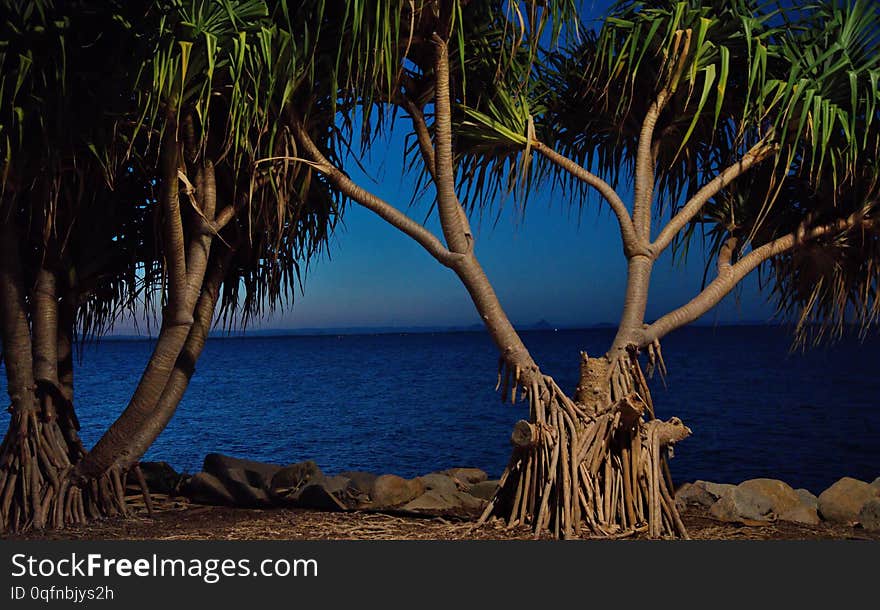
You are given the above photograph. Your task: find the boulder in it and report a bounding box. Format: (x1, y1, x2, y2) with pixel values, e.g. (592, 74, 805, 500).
(418, 473, 459, 495)
(339, 471, 377, 495)
(130, 461, 182, 495)
(780, 504, 820, 526)
(371, 474, 425, 508)
(467, 480, 500, 501)
(445, 468, 488, 486)
(675, 482, 719, 509)
(858, 498, 880, 532)
(271, 461, 325, 496)
(709, 479, 806, 524)
(817, 477, 879, 524)
(323, 475, 353, 496)
(696, 480, 737, 500)
(296, 483, 349, 512)
(796, 489, 818, 510)
(403, 490, 486, 515)
(182, 472, 236, 506)
(871, 477, 880, 491)
(203, 453, 282, 491)
(217, 468, 273, 506)
(676, 480, 735, 512)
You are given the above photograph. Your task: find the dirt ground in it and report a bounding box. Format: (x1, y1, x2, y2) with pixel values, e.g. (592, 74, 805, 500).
(7, 495, 879, 541)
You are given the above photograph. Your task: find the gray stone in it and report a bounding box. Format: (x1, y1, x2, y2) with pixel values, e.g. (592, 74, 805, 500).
(796, 489, 818, 509)
(131, 461, 182, 495)
(858, 498, 880, 531)
(817, 477, 879, 524)
(418, 473, 459, 495)
(219, 468, 273, 507)
(445, 468, 488, 486)
(695, 480, 737, 500)
(182, 472, 236, 506)
(296, 483, 348, 512)
(709, 479, 802, 523)
(467, 480, 500, 501)
(371, 474, 425, 508)
(323, 475, 353, 496)
(403, 490, 486, 515)
(339, 471, 377, 495)
(675, 482, 718, 509)
(203, 453, 282, 491)
(271, 461, 325, 496)
(779, 504, 820, 526)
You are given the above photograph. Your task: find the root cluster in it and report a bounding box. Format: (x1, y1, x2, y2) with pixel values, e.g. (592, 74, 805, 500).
(482, 351, 690, 539)
(0, 410, 127, 533)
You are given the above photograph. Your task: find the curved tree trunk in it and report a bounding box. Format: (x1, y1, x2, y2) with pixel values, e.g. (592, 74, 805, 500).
(78, 158, 219, 477)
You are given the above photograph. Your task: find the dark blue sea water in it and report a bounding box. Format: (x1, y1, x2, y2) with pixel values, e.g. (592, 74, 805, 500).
(1, 327, 878, 493)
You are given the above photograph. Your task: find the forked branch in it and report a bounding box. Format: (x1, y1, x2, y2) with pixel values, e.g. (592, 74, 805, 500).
(632, 28, 693, 240)
(641, 214, 877, 344)
(651, 141, 777, 255)
(289, 116, 460, 268)
(531, 141, 642, 256)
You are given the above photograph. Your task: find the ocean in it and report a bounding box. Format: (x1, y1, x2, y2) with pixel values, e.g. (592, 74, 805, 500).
(1, 326, 877, 493)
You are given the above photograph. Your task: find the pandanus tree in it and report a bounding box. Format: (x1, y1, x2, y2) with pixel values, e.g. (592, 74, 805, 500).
(289, 0, 880, 538)
(0, 0, 340, 533)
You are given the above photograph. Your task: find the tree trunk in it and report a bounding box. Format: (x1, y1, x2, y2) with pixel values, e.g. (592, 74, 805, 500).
(468, 250, 689, 539)
(77, 162, 218, 477)
(0, 232, 124, 533)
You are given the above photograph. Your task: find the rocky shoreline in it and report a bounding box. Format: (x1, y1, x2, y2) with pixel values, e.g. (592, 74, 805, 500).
(130, 455, 880, 534)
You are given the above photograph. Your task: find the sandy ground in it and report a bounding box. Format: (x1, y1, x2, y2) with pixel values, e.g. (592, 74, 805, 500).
(7, 495, 879, 541)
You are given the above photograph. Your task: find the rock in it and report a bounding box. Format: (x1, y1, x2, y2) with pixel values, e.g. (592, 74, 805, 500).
(796, 489, 818, 509)
(323, 475, 353, 496)
(677, 481, 735, 512)
(271, 461, 325, 496)
(696, 480, 736, 500)
(182, 472, 236, 506)
(296, 483, 349, 512)
(403, 490, 486, 515)
(859, 499, 880, 531)
(203, 453, 282, 491)
(130, 461, 182, 495)
(418, 473, 459, 495)
(219, 468, 273, 506)
(780, 504, 820, 526)
(675, 482, 718, 509)
(817, 477, 879, 524)
(709, 479, 803, 523)
(871, 477, 880, 491)
(467, 480, 500, 501)
(445, 468, 488, 486)
(371, 474, 425, 508)
(339, 471, 377, 495)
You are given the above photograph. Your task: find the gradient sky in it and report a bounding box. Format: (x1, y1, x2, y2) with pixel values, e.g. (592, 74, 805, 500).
(119, 0, 779, 334)
(252, 133, 776, 331)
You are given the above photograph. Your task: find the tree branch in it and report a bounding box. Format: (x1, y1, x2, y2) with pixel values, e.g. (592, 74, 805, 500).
(289, 115, 460, 268)
(432, 34, 471, 254)
(633, 28, 692, 241)
(531, 140, 642, 256)
(641, 215, 876, 345)
(400, 96, 436, 180)
(160, 119, 189, 325)
(651, 141, 777, 255)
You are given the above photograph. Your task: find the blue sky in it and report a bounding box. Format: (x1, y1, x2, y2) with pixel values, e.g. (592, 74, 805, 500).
(115, 0, 779, 334)
(240, 0, 779, 332)
(253, 131, 776, 331)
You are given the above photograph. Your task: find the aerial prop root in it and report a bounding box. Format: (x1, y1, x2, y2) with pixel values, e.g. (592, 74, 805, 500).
(480, 366, 690, 539)
(0, 411, 132, 533)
